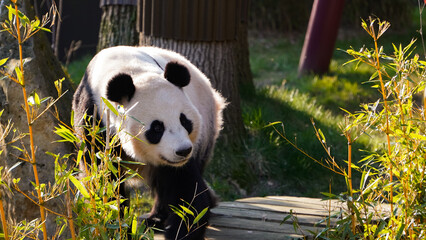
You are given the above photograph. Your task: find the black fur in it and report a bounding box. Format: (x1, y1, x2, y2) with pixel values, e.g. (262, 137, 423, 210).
(72, 71, 94, 129)
(145, 120, 165, 144)
(72, 71, 100, 166)
(164, 62, 190, 88)
(106, 73, 136, 103)
(180, 113, 193, 134)
(147, 158, 215, 240)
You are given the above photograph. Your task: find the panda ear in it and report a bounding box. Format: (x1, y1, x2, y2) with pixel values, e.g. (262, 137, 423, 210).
(164, 62, 190, 88)
(106, 73, 136, 103)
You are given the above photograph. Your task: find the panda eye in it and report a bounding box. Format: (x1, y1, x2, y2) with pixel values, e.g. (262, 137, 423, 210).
(153, 122, 164, 132)
(180, 113, 193, 134)
(145, 120, 164, 144)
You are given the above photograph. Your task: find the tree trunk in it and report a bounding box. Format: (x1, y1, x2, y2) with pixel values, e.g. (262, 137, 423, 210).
(0, 0, 74, 236)
(140, 36, 245, 146)
(235, 16, 255, 97)
(97, 4, 138, 51)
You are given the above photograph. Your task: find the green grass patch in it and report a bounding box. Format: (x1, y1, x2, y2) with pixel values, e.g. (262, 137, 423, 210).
(66, 54, 92, 84)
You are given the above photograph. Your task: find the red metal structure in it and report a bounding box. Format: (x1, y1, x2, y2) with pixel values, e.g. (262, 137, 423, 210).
(298, 0, 345, 76)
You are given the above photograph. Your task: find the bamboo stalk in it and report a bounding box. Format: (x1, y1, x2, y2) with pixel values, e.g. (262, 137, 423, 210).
(13, 2, 48, 239)
(0, 192, 9, 240)
(346, 129, 356, 234)
(372, 24, 394, 220)
(66, 179, 77, 240)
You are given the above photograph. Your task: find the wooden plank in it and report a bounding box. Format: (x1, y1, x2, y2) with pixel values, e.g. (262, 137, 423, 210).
(211, 205, 335, 227)
(219, 201, 338, 217)
(206, 226, 304, 240)
(237, 197, 342, 212)
(267, 196, 337, 206)
(209, 215, 316, 237)
(154, 226, 305, 240)
(264, 196, 391, 216)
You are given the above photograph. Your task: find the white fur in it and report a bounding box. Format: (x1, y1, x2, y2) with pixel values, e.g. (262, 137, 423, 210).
(85, 46, 225, 166)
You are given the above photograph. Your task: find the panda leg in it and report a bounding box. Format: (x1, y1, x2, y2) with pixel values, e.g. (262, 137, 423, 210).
(148, 159, 213, 240)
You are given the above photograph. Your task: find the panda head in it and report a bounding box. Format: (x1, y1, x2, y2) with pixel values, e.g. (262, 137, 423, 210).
(106, 62, 201, 167)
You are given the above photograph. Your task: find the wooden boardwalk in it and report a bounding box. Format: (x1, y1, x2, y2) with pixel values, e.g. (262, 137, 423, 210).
(207, 196, 340, 240)
(155, 196, 347, 240)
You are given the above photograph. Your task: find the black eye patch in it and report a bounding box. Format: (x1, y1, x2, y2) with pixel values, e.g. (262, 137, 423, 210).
(145, 120, 165, 144)
(180, 113, 193, 134)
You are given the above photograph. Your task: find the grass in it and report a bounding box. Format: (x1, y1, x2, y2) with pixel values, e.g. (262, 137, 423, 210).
(66, 23, 422, 202)
(66, 54, 92, 84)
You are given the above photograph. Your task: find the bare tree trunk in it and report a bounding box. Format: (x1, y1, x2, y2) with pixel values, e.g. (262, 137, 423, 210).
(98, 4, 138, 51)
(140, 36, 245, 146)
(235, 17, 255, 97)
(0, 0, 73, 236)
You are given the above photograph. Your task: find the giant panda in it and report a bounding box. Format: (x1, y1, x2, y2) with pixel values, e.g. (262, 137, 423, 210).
(72, 46, 225, 239)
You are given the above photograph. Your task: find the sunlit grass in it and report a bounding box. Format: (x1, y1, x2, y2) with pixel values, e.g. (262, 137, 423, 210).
(66, 54, 92, 84)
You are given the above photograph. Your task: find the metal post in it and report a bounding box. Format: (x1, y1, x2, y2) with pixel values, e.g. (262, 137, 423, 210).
(298, 0, 345, 76)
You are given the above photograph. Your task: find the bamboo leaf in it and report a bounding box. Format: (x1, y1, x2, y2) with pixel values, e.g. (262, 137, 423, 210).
(264, 121, 282, 128)
(361, 19, 368, 32)
(54, 78, 65, 96)
(132, 215, 138, 235)
(373, 219, 386, 237)
(38, 27, 51, 33)
(320, 192, 337, 199)
(54, 125, 79, 143)
(128, 115, 145, 127)
(180, 205, 194, 217)
(7, 5, 14, 22)
(193, 207, 208, 225)
(8, 161, 23, 173)
(106, 223, 120, 230)
(70, 111, 75, 127)
(101, 97, 119, 116)
(395, 222, 405, 240)
(69, 174, 90, 199)
(11, 145, 24, 152)
(119, 172, 139, 185)
(33, 92, 40, 106)
(107, 160, 118, 176)
(119, 160, 145, 166)
(31, 19, 40, 31)
(58, 223, 67, 237)
(170, 205, 186, 221)
(0, 58, 7, 67)
(280, 214, 293, 225)
(12, 178, 20, 184)
(15, 66, 23, 85)
(318, 128, 326, 143)
(17, 9, 30, 25)
(359, 170, 370, 190)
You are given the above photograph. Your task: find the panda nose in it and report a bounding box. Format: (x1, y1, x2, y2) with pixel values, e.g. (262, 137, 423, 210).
(176, 146, 192, 157)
